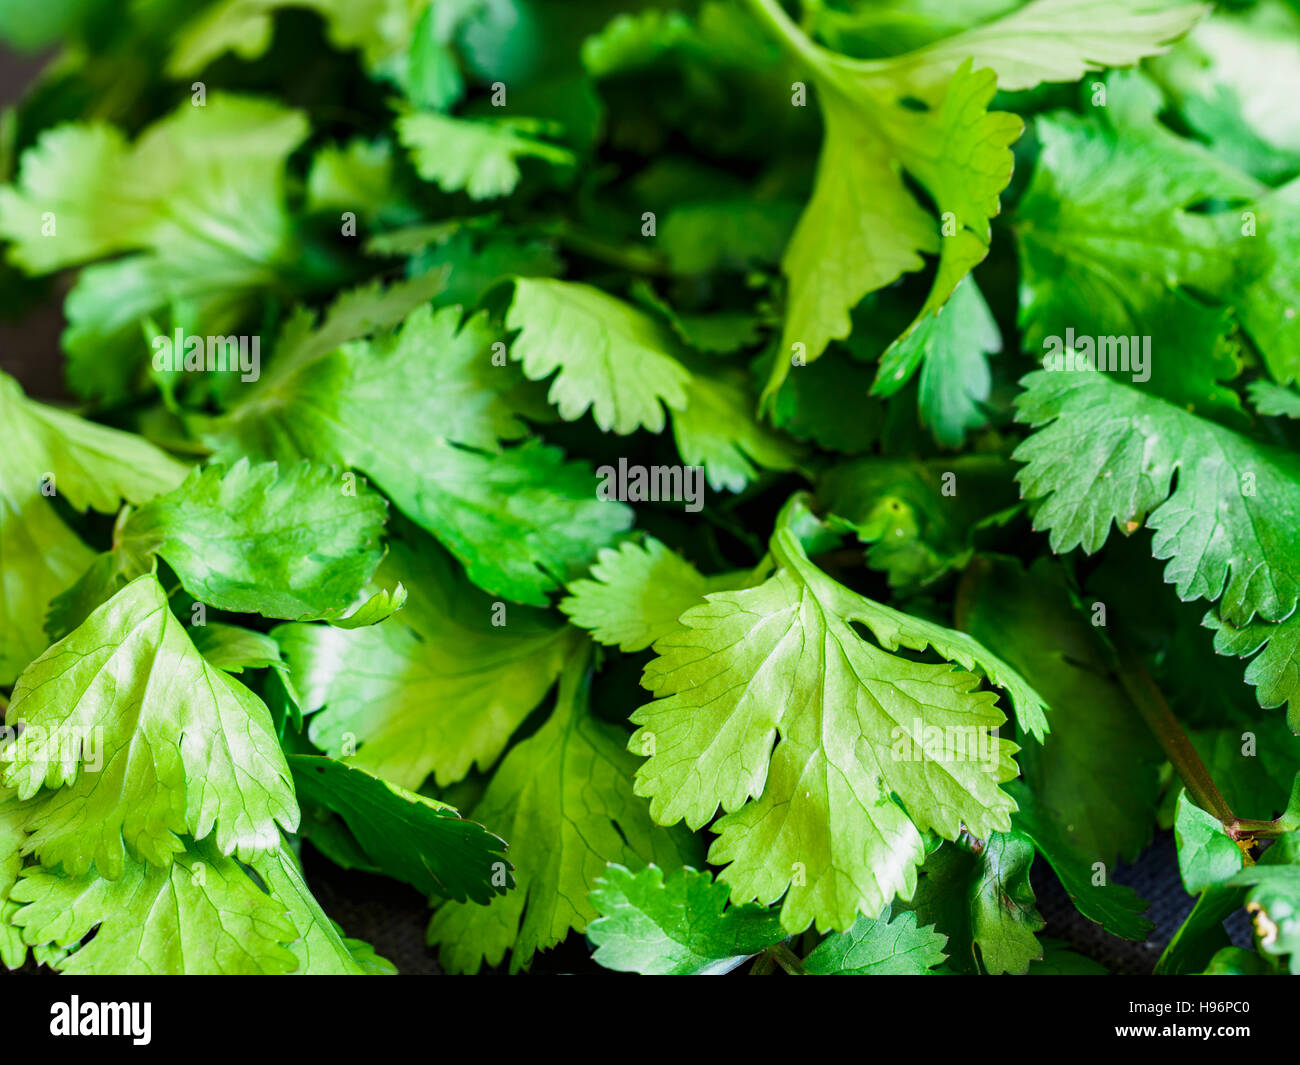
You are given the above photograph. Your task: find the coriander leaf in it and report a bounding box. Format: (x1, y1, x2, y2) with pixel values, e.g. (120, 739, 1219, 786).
(208, 302, 630, 604)
(0, 371, 186, 684)
(802, 907, 947, 975)
(1013, 70, 1258, 349)
(1205, 611, 1300, 730)
(398, 111, 575, 200)
(278, 534, 576, 790)
(588, 863, 785, 975)
(116, 459, 389, 620)
(1228, 863, 1300, 973)
(631, 494, 1033, 933)
(1249, 380, 1300, 419)
(0, 794, 26, 970)
(1174, 790, 1243, 894)
(253, 842, 397, 975)
(1008, 781, 1154, 941)
(4, 573, 298, 877)
(506, 278, 692, 435)
(427, 649, 699, 973)
(897, 835, 1044, 975)
(751, 21, 1018, 389)
(960, 557, 1161, 865)
(9, 836, 300, 975)
(1157, 884, 1244, 975)
(1015, 367, 1300, 627)
(672, 368, 805, 492)
(872, 277, 1000, 448)
(289, 754, 510, 904)
(881, 0, 1208, 98)
(561, 537, 763, 653)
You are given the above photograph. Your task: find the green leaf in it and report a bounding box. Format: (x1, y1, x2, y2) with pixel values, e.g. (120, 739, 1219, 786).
(1205, 611, 1300, 731)
(116, 458, 389, 620)
(960, 557, 1161, 865)
(879, 0, 1208, 98)
(1228, 862, 1300, 973)
(208, 302, 631, 604)
(427, 649, 699, 973)
(897, 835, 1044, 975)
(278, 533, 576, 790)
(1008, 781, 1153, 941)
(672, 368, 805, 491)
(9, 836, 300, 975)
(630, 495, 1038, 933)
(561, 537, 760, 653)
(289, 754, 510, 904)
(1174, 790, 1243, 894)
(253, 842, 397, 975)
(507, 278, 692, 435)
(755, 32, 1018, 390)
(872, 277, 1001, 448)
(1013, 70, 1257, 349)
(588, 863, 785, 974)
(3, 573, 298, 877)
(1015, 367, 1300, 627)
(0, 371, 187, 682)
(803, 907, 948, 975)
(1249, 380, 1300, 419)
(398, 112, 575, 200)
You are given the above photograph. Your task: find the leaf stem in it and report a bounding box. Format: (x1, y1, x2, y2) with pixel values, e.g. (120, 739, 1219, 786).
(1112, 643, 1235, 827)
(744, 0, 826, 69)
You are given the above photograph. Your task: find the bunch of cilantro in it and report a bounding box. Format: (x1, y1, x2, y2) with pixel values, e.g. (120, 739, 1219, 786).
(0, 0, 1298, 978)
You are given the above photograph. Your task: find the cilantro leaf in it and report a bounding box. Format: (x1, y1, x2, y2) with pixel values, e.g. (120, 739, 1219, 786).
(398, 112, 575, 200)
(427, 649, 699, 973)
(253, 842, 397, 975)
(1174, 791, 1244, 894)
(1015, 367, 1300, 627)
(561, 537, 760, 653)
(115, 459, 390, 621)
(506, 278, 691, 435)
(209, 301, 630, 604)
(0, 371, 186, 684)
(897, 834, 1044, 975)
(278, 534, 576, 790)
(289, 754, 510, 904)
(9, 836, 300, 975)
(802, 907, 948, 975)
(4, 573, 298, 877)
(630, 495, 1038, 933)
(588, 863, 785, 975)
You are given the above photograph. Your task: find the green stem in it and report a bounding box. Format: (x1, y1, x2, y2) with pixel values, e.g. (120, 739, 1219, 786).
(771, 942, 805, 975)
(1112, 643, 1235, 827)
(745, 0, 825, 69)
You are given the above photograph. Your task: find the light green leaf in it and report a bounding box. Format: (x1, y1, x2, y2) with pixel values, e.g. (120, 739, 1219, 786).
(561, 537, 760, 653)
(278, 534, 576, 790)
(507, 278, 692, 435)
(428, 649, 699, 973)
(631, 495, 1032, 933)
(9, 836, 299, 975)
(1174, 790, 1244, 894)
(1015, 367, 1300, 627)
(803, 907, 947, 975)
(588, 864, 785, 975)
(398, 112, 574, 200)
(3, 573, 298, 877)
(0, 372, 186, 684)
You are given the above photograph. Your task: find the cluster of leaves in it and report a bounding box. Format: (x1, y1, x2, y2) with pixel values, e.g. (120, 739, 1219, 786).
(0, 0, 1298, 976)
